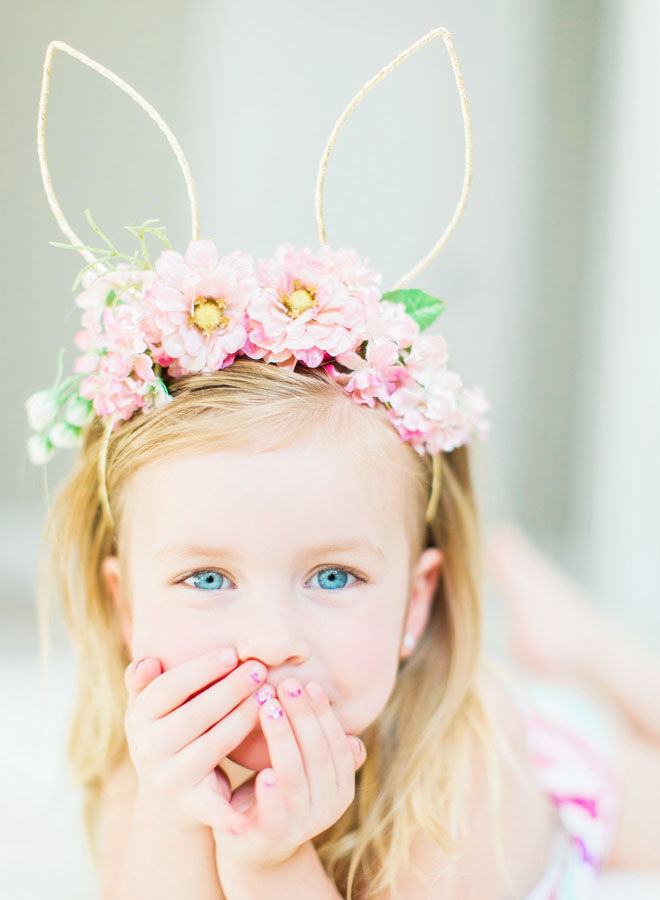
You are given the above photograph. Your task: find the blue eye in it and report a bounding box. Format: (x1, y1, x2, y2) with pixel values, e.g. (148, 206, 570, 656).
(180, 567, 362, 593)
(183, 570, 230, 591)
(308, 567, 358, 591)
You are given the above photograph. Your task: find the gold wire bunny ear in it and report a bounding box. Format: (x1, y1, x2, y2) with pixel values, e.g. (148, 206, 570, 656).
(314, 27, 471, 525)
(37, 40, 201, 267)
(314, 26, 472, 292)
(37, 40, 201, 531)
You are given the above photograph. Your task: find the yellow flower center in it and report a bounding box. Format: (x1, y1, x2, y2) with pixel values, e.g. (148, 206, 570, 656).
(282, 279, 316, 318)
(189, 296, 229, 334)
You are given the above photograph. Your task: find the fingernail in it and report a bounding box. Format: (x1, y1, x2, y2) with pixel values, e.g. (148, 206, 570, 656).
(217, 648, 238, 667)
(255, 686, 275, 706)
(134, 657, 149, 671)
(303, 680, 324, 703)
(264, 698, 284, 719)
(350, 736, 364, 756)
(263, 770, 276, 787)
(249, 662, 267, 684)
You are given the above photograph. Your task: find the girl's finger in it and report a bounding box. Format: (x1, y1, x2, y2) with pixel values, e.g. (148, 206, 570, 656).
(276, 678, 336, 806)
(162, 660, 269, 749)
(259, 697, 309, 809)
(135, 646, 240, 719)
(192, 774, 248, 835)
(348, 735, 367, 769)
(304, 681, 361, 798)
(253, 767, 287, 835)
(125, 657, 163, 694)
(167, 688, 271, 784)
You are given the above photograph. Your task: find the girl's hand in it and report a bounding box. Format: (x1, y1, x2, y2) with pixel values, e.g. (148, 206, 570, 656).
(213, 677, 366, 874)
(123, 647, 273, 834)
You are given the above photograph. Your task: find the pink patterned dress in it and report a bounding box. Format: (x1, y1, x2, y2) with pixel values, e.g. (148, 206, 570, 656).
(510, 677, 624, 899)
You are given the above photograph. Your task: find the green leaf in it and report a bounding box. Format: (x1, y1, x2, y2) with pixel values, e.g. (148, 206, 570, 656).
(380, 289, 445, 331)
(49, 208, 172, 293)
(105, 289, 117, 307)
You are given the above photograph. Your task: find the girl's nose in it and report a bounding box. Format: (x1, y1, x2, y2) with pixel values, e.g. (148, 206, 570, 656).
(234, 594, 311, 668)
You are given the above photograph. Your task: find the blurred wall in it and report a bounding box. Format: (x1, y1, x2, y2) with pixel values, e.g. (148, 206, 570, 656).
(2, 0, 658, 647)
(3, 0, 192, 602)
(571, 0, 660, 636)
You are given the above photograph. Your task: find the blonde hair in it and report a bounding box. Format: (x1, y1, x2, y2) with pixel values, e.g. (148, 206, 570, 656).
(38, 359, 516, 898)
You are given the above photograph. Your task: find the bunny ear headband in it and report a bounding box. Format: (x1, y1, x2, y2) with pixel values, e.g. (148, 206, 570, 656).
(26, 26, 490, 527)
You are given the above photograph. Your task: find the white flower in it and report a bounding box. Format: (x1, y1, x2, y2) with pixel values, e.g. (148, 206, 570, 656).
(64, 396, 95, 427)
(48, 422, 83, 449)
(27, 434, 55, 465)
(25, 390, 58, 431)
(151, 382, 173, 409)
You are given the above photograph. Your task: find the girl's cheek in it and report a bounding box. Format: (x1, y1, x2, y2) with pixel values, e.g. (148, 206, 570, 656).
(333, 627, 398, 699)
(131, 601, 220, 664)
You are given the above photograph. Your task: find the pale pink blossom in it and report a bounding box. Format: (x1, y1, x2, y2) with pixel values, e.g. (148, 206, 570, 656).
(70, 265, 163, 421)
(79, 350, 160, 421)
(315, 245, 382, 305)
(330, 339, 403, 408)
(73, 266, 146, 354)
(385, 360, 490, 454)
(349, 297, 420, 350)
(141, 242, 260, 374)
(404, 333, 450, 385)
(246, 243, 371, 368)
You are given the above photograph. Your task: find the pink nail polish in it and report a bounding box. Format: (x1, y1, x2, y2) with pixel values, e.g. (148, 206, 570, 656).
(249, 663, 267, 683)
(286, 685, 302, 698)
(264, 699, 284, 719)
(255, 687, 275, 705)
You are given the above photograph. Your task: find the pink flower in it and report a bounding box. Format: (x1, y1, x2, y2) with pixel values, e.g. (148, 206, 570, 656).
(73, 266, 146, 354)
(385, 357, 490, 454)
(315, 245, 383, 305)
(141, 241, 260, 375)
(79, 350, 160, 421)
(344, 332, 491, 454)
(329, 339, 403, 408)
(404, 333, 449, 385)
(75, 289, 163, 421)
(349, 297, 420, 351)
(70, 266, 163, 423)
(246, 243, 373, 368)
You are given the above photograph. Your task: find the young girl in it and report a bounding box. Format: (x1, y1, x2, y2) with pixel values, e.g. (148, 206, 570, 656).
(29, 29, 658, 900)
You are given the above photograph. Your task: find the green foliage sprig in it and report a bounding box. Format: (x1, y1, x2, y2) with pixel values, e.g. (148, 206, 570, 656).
(50, 209, 172, 291)
(380, 288, 445, 331)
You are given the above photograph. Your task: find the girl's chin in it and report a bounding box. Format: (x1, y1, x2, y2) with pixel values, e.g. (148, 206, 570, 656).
(226, 727, 272, 772)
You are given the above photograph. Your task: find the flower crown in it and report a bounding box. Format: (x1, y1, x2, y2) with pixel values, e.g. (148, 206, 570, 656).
(26, 216, 489, 464)
(27, 29, 490, 506)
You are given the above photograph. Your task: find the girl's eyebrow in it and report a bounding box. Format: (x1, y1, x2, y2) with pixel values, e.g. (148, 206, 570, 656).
(154, 539, 385, 562)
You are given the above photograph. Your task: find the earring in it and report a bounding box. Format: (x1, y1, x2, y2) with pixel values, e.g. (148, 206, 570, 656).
(402, 632, 416, 652)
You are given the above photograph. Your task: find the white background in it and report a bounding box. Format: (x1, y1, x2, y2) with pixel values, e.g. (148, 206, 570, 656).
(1, 0, 659, 896)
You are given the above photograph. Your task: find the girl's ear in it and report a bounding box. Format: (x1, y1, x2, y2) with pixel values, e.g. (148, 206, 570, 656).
(401, 547, 444, 658)
(101, 556, 132, 650)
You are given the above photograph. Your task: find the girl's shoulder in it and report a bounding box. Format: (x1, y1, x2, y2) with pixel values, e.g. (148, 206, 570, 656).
(476, 664, 563, 896)
(374, 665, 560, 900)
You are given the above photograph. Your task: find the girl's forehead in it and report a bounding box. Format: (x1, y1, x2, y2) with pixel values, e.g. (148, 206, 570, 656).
(122, 439, 408, 552)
